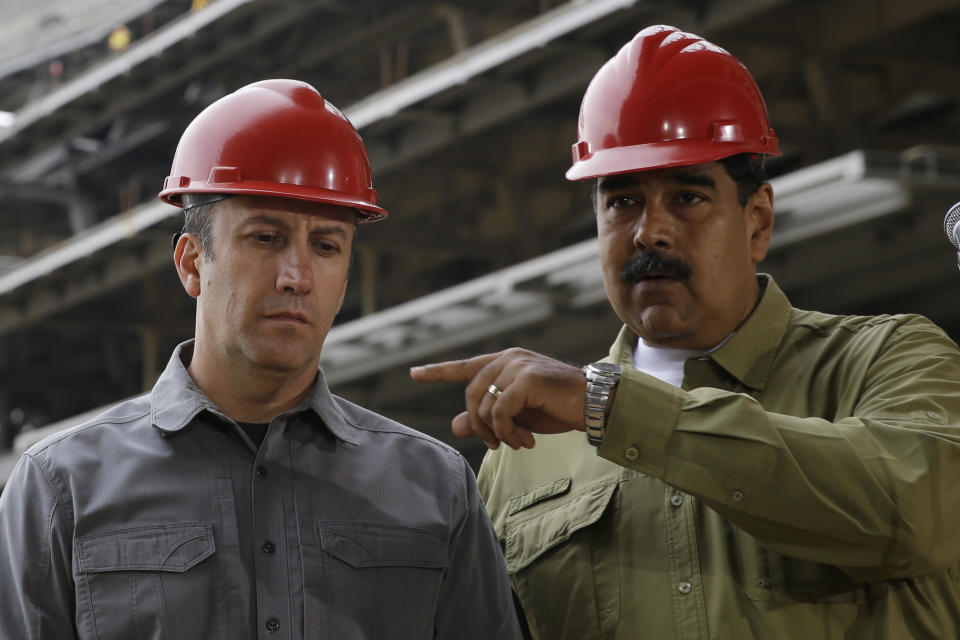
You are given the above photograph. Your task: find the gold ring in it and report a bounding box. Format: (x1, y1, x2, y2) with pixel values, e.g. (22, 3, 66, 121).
(487, 384, 503, 399)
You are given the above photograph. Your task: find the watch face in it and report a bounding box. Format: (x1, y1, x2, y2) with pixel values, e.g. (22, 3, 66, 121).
(590, 362, 621, 374)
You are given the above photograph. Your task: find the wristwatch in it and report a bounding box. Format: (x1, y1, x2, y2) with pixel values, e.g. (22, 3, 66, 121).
(583, 362, 622, 446)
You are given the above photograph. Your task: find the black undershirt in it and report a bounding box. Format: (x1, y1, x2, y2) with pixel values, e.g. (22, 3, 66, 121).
(237, 421, 269, 448)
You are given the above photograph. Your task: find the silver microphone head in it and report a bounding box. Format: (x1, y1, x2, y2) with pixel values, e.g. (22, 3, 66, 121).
(944, 201, 960, 250)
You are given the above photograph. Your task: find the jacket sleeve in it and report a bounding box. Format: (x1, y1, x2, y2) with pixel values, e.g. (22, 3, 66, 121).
(598, 316, 960, 581)
(0, 453, 78, 639)
(433, 455, 522, 639)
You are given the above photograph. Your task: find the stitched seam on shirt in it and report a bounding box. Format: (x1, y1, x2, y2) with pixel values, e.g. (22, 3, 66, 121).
(748, 301, 795, 387)
(342, 415, 464, 468)
(792, 314, 905, 335)
(449, 452, 467, 548)
(21, 454, 70, 640)
(28, 408, 151, 454)
(77, 521, 210, 541)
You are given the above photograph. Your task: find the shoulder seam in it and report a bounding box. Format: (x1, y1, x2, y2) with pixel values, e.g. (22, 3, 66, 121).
(29, 407, 151, 454)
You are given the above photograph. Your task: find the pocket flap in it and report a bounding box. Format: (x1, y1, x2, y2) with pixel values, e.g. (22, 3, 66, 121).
(507, 478, 571, 516)
(504, 481, 616, 573)
(318, 521, 448, 569)
(76, 522, 215, 573)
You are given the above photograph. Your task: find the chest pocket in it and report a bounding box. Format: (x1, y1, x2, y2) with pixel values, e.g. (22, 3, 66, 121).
(502, 479, 618, 639)
(313, 521, 448, 638)
(504, 479, 616, 572)
(75, 522, 218, 640)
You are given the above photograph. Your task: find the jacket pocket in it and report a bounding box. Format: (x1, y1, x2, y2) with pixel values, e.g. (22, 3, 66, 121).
(75, 522, 217, 640)
(502, 480, 618, 640)
(504, 479, 616, 573)
(312, 521, 448, 638)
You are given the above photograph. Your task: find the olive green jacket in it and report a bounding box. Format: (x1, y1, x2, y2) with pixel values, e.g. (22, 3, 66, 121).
(479, 275, 960, 639)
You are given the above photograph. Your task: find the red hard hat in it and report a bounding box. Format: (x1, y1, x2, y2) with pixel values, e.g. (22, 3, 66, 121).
(159, 79, 387, 222)
(566, 25, 780, 181)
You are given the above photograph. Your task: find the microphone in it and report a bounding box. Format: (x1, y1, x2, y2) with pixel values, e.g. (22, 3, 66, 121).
(943, 201, 960, 270)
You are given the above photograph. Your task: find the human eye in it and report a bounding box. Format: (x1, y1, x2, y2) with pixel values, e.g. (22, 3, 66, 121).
(251, 230, 281, 246)
(676, 191, 707, 205)
(312, 239, 341, 255)
(605, 194, 637, 210)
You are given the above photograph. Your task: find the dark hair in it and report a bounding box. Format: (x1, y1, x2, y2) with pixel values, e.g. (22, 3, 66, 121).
(180, 194, 227, 258)
(717, 153, 766, 208)
(590, 153, 768, 210)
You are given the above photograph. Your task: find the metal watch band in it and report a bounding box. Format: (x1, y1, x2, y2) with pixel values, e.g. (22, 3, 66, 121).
(583, 362, 622, 447)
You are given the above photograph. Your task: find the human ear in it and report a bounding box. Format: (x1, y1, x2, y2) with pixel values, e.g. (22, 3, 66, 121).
(747, 183, 774, 263)
(173, 233, 203, 299)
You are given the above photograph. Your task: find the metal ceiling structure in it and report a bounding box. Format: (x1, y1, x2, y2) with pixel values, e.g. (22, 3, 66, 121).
(2, 0, 960, 484)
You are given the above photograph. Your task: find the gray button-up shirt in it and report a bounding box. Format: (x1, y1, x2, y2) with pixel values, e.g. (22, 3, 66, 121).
(0, 341, 519, 639)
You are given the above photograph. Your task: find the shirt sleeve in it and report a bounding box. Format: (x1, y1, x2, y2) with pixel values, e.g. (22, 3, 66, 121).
(0, 453, 77, 639)
(433, 455, 522, 639)
(597, 316, 960, 581)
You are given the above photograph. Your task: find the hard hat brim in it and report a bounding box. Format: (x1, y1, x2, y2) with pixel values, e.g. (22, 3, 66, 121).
(159, 179, 387, 223)
(565, 138, 781, 181)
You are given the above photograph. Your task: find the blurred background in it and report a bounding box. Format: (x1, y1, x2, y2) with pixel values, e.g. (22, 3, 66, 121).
(1, 0, 959, 484)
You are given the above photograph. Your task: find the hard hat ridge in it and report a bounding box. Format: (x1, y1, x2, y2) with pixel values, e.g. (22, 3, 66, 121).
(566, 25, 780, 181)
(159, 78, 387, 222)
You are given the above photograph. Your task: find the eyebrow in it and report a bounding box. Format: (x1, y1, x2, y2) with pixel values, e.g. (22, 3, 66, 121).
(596, 174, 637, 194)
(243, 213, 348, 237)
(669, 173, 717, 190)
(596, 171, 717, 193)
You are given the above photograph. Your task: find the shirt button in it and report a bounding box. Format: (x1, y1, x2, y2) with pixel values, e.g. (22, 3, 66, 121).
(256, 465, 268, 479)
(732, 490, 744, 502)
(678, 581, 693, 595)
(262, 540, 275, 555)
(624, 446, 639, 461)
(265, 618, 280, 632)
(670, 493, 684, 507)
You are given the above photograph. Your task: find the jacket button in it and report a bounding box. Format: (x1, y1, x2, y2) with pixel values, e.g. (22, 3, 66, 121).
(732, 490, 744, 502)
(678, 581, 692, 594)
(624, 446, 639, 461)
(265, 618, 280, 632)
(256, 465, 268, 479)
(262, 540, 275, 555)
(670, 493, 684, 507)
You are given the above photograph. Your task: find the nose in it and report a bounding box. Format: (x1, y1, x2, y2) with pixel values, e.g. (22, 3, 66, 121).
(633, 201, 674, 251)
(275, 244, 313, 295)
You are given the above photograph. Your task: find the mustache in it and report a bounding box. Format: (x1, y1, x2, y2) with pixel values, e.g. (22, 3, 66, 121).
(619, 250, 693, 283)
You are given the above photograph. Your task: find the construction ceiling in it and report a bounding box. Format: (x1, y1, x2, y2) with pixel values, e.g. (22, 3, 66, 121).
(1, 0, 960, 479)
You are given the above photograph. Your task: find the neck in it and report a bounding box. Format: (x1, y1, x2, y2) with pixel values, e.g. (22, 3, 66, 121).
(187, 340, 318, 423)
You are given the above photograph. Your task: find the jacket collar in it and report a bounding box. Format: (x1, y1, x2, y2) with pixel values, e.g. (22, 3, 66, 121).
(608, 274, 791, 391)
(150, 340, 357, 444)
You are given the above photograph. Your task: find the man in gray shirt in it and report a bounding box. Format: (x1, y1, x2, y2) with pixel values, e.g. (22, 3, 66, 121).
(0, 79, 519, 640)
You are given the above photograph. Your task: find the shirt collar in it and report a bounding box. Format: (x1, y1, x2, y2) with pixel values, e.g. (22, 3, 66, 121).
(608, 274, 791, 391)
(150, 339, 358, 444)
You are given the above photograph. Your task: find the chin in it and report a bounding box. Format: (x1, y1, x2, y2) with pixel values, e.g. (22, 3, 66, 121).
(247, 342, 318, 373)
(630, 307, 685, 337)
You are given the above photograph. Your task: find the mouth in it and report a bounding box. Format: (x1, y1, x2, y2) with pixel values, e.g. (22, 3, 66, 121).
(264, 312, 310, 324)
(632, 271, 683, 289)
(637, 271, 675, 280)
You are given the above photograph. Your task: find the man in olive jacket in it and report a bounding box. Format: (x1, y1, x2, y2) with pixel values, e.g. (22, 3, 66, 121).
(411, 25, 960, 639)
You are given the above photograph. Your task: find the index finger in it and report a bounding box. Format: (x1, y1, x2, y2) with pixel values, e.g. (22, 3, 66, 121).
(409, 353, 499, 383)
